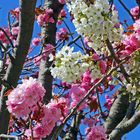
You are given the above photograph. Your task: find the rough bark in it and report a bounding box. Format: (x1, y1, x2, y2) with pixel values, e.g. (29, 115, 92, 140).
(0, 0, 36, 134)
(104, 94, 129, 135)
(38, 0, 63, 103)
(109, 111, 140, 140)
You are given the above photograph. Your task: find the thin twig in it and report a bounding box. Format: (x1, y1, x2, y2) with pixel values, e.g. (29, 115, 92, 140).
(0, 28, 15, 48)
(106, 39, 130, 83)
(0, 134, 18, 140)
(118, 0, 135, 22)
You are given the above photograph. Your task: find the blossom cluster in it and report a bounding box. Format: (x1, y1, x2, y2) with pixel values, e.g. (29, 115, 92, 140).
(37, 8, 54, 26)
(125, 50, 140, 96)
(6, 78, 70, 139)
(25, 97, 69, 139)
(67, 0, 123, 52)
(6, 77, 45, 118)
(130, 6, 139, 20)
(121, 20, 140, 57)
(50, 46, 104, 82)
(56, 28, 69, 41)
(85, 125, 107, 140)
(69, 71, 100, 111)
(50, 46, 90, 82)
(70, 84, 87, 110)
(118, 18, 140, 96)
(0, 26, 19, 47)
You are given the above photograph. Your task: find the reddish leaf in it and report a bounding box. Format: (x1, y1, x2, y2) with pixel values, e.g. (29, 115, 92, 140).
(4, 89, 13, 96)
(126, 25, 134, 30)
(88, 100, 98, 112)
(53, 95, 59, 102)
(35, 8, 45, 16)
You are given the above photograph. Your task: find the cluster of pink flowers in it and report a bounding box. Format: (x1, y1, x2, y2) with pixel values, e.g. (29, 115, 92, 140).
(69, 71, 99, 111)
(56, 28, 69, 41)
(6, 77, 45, 118)
(85, 126, 107, 140)
(104, 95, 114, 110)
(6, 77, 70, 139)
(0, 26, 19, 47)
(57, 9, 66, 25)
(25, 97, 69, 139)
(122, 19, 140, 57)
(130, 6, 139, 20)
(70, 84, 87, 110)
(37, 8, 55, 26)
(25, 105, 61, 139)
(81, 70, 92, 91)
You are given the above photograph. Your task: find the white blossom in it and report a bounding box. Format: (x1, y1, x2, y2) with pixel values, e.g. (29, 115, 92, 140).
(67, 0, 123, 52)
(50, 46, 101, 82)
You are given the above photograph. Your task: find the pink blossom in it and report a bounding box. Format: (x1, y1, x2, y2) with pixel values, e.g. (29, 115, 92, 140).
(83, 118, 97, 127)
(47, 97, 70, 118)
(122, 34, 140, 56)
(6, 77, 45, 118)
(56, 28, 69, 41)
(37, 14, 45, 26)
(133, 19, 140, 31)
(0, 28, 11, 45)
(37, 8, 54, 26)
(60, 9, 66, 17)
(58, 0, 66, 4)
(57, 20, 62, 25)
(70, 84, 87, 110)
(32, 37, 40, 46)
(130, 6, 139, 19)
(104, 95, 113, 110)
(99, 60, 107, 74)
(92, 53, 100, 61)
(49, 17, 55, 23)
(25, 123, 45, 139)
(82, 71, 91, 83)
(25, 100, 65, 139)
(70, 84, 86, 101)
(11, 27, 19, 36)
(86, 126, 107, 140)
(81, 71, 92, 91)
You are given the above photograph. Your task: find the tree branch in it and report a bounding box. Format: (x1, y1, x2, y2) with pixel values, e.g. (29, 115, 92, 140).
(38, 0, 63, 103)
(0, 0, 36, 134)
(109, 110, 140, 140)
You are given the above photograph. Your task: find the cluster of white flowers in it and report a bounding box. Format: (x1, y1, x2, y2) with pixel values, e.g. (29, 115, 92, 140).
(67, 0, 123, 52)
(50, 46, 101, 82)
(123, 52, 140, 96)
(126, 83, 137, 95)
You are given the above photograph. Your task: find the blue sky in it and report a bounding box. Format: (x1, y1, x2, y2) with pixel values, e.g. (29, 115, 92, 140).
(0, 0, 140, 139)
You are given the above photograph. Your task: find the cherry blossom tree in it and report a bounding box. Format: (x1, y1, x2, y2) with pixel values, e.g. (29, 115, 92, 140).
(0, 0, 140, 140)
